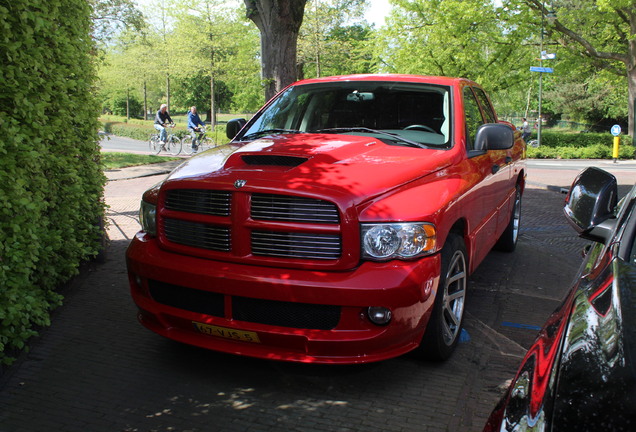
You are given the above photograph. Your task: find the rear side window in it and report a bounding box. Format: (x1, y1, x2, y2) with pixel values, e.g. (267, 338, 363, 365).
(473, 87, 497, 123)
(463, 87, 484, 150)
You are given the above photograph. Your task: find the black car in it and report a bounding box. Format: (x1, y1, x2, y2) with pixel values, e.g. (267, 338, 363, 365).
(484, 167, 636, 431)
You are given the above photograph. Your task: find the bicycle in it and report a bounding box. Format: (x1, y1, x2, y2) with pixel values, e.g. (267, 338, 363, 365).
(149, 123, 182, 156)
(181, 126, 215, 155)
(527, 139, 539, 148)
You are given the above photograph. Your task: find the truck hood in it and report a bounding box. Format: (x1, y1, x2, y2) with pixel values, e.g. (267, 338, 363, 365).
(165, 133, 455, 203)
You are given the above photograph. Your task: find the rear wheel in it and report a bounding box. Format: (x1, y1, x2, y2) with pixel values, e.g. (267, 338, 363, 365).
(199, 137, 215, 152)
(415, 233, 467, 360)
(166, 135, 182, 156)
(495, 184, 522, 252)
(149, 134, 161, 155)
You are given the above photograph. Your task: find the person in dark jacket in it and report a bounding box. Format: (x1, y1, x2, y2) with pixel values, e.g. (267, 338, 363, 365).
(186, 106, 205, 151)
(154, 104, 173, 144)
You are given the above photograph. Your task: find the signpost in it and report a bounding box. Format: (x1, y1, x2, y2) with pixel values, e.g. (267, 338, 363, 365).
(530, 49, 556, 147)
(530, 66, 554, 73)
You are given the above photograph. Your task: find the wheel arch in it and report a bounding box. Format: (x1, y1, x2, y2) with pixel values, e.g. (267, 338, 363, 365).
(444, 218, 470, 271)
(517, 169, 526, 194)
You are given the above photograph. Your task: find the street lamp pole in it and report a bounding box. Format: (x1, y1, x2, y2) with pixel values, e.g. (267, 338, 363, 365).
(537, 1, 545, 147)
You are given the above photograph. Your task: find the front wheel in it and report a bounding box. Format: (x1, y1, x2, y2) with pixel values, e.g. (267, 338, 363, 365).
(166, 135, 182, 156)
(415, 233, 467, 361)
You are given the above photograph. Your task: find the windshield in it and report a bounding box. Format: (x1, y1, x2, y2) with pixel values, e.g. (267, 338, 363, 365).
(240, 81, 452, 148)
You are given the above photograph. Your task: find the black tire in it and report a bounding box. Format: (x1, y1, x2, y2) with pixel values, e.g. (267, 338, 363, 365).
(495, 185, 522, 252)
(199, 137, 215, 152)
(166, 135, 182, 156)
(149, 134, 161, 155)
(181, 137, 196, 155)
(415, 233, 467, 361)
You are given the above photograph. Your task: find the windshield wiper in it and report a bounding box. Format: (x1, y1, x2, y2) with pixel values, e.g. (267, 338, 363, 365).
(240, 129, 304, 141)
(315, 127, 428, 149)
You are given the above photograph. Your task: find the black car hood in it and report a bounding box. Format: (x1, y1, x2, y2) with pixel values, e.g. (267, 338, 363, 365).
(552, 258, 636, 430)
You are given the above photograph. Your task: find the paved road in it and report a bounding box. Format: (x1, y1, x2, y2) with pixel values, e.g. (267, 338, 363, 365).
(1, 144, 634, 431)
(100, 133, 636, 189)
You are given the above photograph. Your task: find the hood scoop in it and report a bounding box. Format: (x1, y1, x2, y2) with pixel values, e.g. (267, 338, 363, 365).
(241, 154, 308, 167)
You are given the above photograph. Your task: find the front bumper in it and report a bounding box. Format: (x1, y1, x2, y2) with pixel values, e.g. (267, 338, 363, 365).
(126, 232, 441, 364)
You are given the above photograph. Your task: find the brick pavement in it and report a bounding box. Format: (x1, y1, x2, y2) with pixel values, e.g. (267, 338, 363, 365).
(0, 159, 634, 432)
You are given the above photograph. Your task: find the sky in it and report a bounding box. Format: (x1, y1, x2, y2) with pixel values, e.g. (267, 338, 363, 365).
(364, 0, 391, 26)
(135, 0, 393, 27)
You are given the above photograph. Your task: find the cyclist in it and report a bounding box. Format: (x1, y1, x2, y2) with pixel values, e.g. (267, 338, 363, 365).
(186, 106, 206, 152)
(520, 117, 531, 142)
(154, 104, 174, 144)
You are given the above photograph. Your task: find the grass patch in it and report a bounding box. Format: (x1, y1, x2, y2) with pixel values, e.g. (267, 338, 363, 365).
(101, 152, 180, 170)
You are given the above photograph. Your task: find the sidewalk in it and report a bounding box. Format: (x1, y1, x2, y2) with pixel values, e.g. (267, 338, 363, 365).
(525, 158, 636, 194)
(104, 159, 184, 181)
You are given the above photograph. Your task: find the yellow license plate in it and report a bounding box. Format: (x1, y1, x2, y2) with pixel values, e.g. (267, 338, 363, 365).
(192, 322, 261, 343)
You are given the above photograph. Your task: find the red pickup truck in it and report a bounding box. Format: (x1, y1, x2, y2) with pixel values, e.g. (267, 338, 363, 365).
(127, 74, 526, 364)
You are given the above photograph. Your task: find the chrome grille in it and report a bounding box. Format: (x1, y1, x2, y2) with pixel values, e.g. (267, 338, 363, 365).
(164, 218, 230, 251)
(252, 231, 341, 260)
(165, 189, 230, 216)
(251, 194, 339, 224)
(161, 189, 343, 262)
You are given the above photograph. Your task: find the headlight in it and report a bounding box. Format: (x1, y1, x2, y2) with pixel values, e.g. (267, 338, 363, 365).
(139, 200, 157, 236)
(361, 223, 436, 260)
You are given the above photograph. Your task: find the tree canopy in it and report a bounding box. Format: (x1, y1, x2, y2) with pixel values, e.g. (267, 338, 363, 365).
(95, 0, 635, 135)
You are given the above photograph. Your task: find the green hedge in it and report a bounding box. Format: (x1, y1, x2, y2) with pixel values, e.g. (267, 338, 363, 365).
(0, 0, 105, 365)
(527, 143, 635, 159)
(526, 131, 635, 159)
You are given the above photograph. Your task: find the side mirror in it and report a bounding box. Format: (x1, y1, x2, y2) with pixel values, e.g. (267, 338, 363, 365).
(474, 123, 514, 151)
(226, 118, 247, 140)
(564, 167, 618, 243)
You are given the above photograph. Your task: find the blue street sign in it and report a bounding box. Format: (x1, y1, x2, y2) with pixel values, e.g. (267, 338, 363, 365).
(530, 66, 554, 73)
(611, 124, 621, 136)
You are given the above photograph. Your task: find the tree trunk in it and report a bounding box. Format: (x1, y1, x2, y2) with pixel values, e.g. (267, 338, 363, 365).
(126, 88, 130, 120)
(628, 52, 636, 137)
(244, 0, 308, 101)
(210, 75, 216, 129)
(143, 80, 148, 121)
(627, 8, 635, 137)
(166, 74, 170, 110)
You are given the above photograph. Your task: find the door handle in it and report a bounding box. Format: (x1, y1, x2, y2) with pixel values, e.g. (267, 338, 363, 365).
(492, 165, 500, 174)
(505, 156, 512, 164)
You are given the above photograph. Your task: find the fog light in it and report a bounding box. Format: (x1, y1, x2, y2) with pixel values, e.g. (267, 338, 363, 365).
(367, 307, 392, 325)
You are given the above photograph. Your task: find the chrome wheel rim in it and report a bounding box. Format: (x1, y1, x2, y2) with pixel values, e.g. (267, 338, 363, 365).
(442, 250, 467, 345)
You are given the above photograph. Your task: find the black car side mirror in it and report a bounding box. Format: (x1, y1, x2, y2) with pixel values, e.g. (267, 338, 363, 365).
(474, 123, 514, 151)
(226, 118, 247, 140)
(564, 167, 618, 243)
